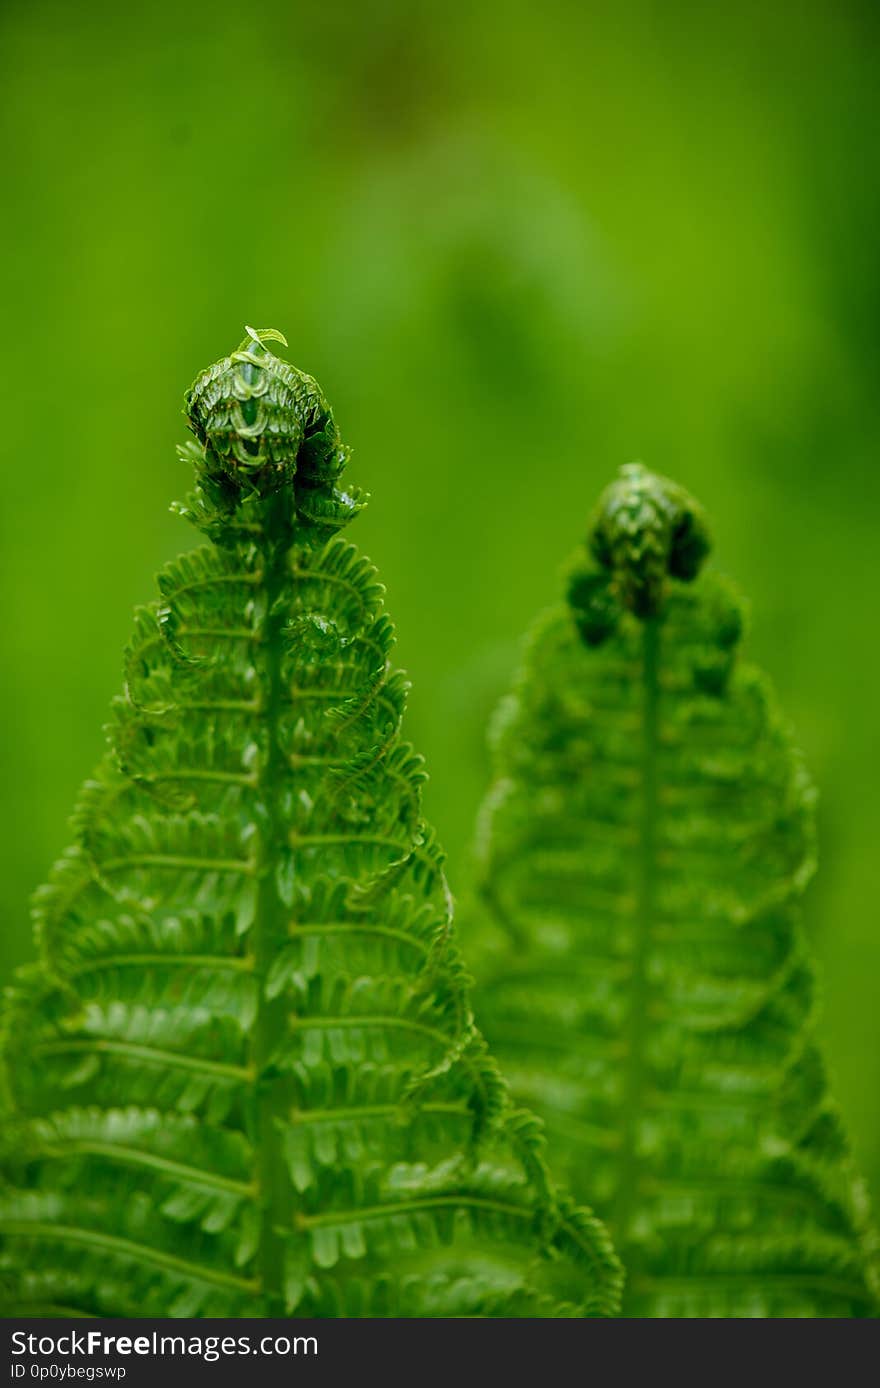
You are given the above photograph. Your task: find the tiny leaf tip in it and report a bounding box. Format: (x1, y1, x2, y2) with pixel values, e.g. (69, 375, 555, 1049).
(244, 325, 289, 349)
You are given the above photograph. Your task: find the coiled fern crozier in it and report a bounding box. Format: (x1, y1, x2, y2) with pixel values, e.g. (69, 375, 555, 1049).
(0, 329, 620, 1318)
(470, 464, 879, 1317)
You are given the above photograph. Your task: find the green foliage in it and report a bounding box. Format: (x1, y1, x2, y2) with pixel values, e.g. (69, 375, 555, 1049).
(469, 464, 879, 1317)
(0, 331, 620, 1319)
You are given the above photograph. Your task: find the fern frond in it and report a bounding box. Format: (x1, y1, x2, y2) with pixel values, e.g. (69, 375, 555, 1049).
(469, 463, 879, 1317)
(0, 330, 620, 1318)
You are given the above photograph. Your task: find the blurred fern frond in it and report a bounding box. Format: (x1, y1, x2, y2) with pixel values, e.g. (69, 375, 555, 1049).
(470, 463, 879, 1317)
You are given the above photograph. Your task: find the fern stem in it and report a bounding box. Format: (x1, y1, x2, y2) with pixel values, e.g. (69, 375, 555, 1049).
(66, 953, 252, 977)
(35, 1040, 251, 1081)
(39, 1142, 254, 1197)
(98, 855, 255, 875)
(295, 1195, 535, 1229)
(288, 1100, 469, 1126)
(290, 921, 430, 952)
(0, 1223, 259, 1293)
(250, 488, 296, 1313)
(286, 1015, 452, 1049)
(612, 616, 659, 1275)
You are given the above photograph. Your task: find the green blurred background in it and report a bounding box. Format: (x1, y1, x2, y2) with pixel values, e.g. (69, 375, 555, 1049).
(1, 0, 879, 1205)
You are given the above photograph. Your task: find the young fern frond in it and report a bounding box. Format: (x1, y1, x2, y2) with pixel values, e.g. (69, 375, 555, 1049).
(469, 464, 879, 1317)
(0, 330, 621, 1319)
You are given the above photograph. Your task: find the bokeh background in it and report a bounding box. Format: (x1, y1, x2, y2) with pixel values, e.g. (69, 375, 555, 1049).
(1, 0, 879, 1206)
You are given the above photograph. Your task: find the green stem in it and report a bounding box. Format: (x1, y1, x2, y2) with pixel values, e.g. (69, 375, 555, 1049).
(613, 616, 659, 1296)
(250, 488, 295, 1312)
